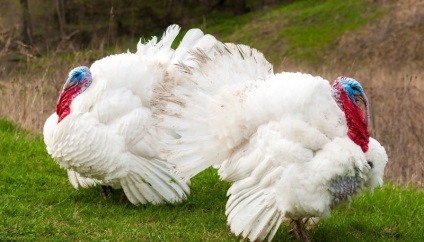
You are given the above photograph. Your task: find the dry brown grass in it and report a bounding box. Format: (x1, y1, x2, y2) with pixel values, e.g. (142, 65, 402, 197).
(0, 54, 92, 131)
(331, 0, 424, 71)
(0, 70, 59, 130)
(365, 71, 424, 185)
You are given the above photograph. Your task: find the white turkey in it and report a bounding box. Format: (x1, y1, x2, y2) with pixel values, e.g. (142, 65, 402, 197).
(155, 38, 388, 240)
(43, 25, 218, 205)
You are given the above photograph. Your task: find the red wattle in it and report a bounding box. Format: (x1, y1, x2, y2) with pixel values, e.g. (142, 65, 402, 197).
(339, 89, 370, 152)
(56, 86, 79, 123)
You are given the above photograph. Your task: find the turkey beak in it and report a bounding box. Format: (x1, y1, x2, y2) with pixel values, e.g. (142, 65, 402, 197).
(355, 93, 370, 126)
(62, 78, 77, 92)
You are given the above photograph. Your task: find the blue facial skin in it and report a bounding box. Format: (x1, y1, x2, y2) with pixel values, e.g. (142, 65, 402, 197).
(63, 66, 92, 92)
(338, 78, 365, 106)
(337, 77, 370, 125)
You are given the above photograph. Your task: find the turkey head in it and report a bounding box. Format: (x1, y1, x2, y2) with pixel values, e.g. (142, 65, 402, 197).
(56, 66, 92, 122)
(332, 76, 370, 152)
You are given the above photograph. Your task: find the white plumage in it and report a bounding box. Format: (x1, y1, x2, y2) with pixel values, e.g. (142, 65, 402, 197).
(155, 39, 388, 240)
(43, 25, 218, 205)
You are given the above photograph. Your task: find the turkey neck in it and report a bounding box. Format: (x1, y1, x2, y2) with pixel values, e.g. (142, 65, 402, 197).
(339, 90, 369, 152)
(56, 86, 80, 123)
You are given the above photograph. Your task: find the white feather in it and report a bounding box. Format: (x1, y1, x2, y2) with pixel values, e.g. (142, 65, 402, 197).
(157, 40, 388, 240)
(43, 25, 216, 204)
(44, 113, 99, 188)
(155, 42, 273, 180)
(67, 169, 98, 189)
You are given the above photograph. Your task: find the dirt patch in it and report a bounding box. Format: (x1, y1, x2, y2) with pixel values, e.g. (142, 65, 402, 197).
(329, 0, 424, 70)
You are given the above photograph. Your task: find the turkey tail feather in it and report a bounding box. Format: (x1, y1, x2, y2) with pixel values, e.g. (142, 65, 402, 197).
(120, 156, 189, 205)
(226, 182, 283, 241)
(67, 169, 99, 189)
(155, 42, 273, 179)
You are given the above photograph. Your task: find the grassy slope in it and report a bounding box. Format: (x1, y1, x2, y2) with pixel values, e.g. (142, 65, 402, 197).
(0, 120, 232, 241)
(199, 0, 383, 66)
(1, 119, 423, 241)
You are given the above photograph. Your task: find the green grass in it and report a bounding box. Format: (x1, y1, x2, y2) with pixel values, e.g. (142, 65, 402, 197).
(0, 119, 423, 241)
(199, 0, 384, 66)
(312, 186, 424, 241)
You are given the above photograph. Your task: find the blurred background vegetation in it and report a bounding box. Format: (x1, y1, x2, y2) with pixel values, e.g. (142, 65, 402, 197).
(0, 0, 423, 185)
(1, 0, 423, 74)
(0, 0, 288, 63)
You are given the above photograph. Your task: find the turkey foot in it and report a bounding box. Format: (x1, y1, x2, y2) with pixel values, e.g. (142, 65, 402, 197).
(119, 192, 128, 203)
(293, 219, 311, 242)
(305, 217, 320, 230)
(101, 185, 113, 199)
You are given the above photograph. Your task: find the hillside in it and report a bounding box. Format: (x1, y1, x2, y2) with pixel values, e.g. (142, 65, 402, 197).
(0, 0, 423, 184)
(202, 0, 384, 67)
(331, 0, 424, 71)
(201, 0, 423, 72)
